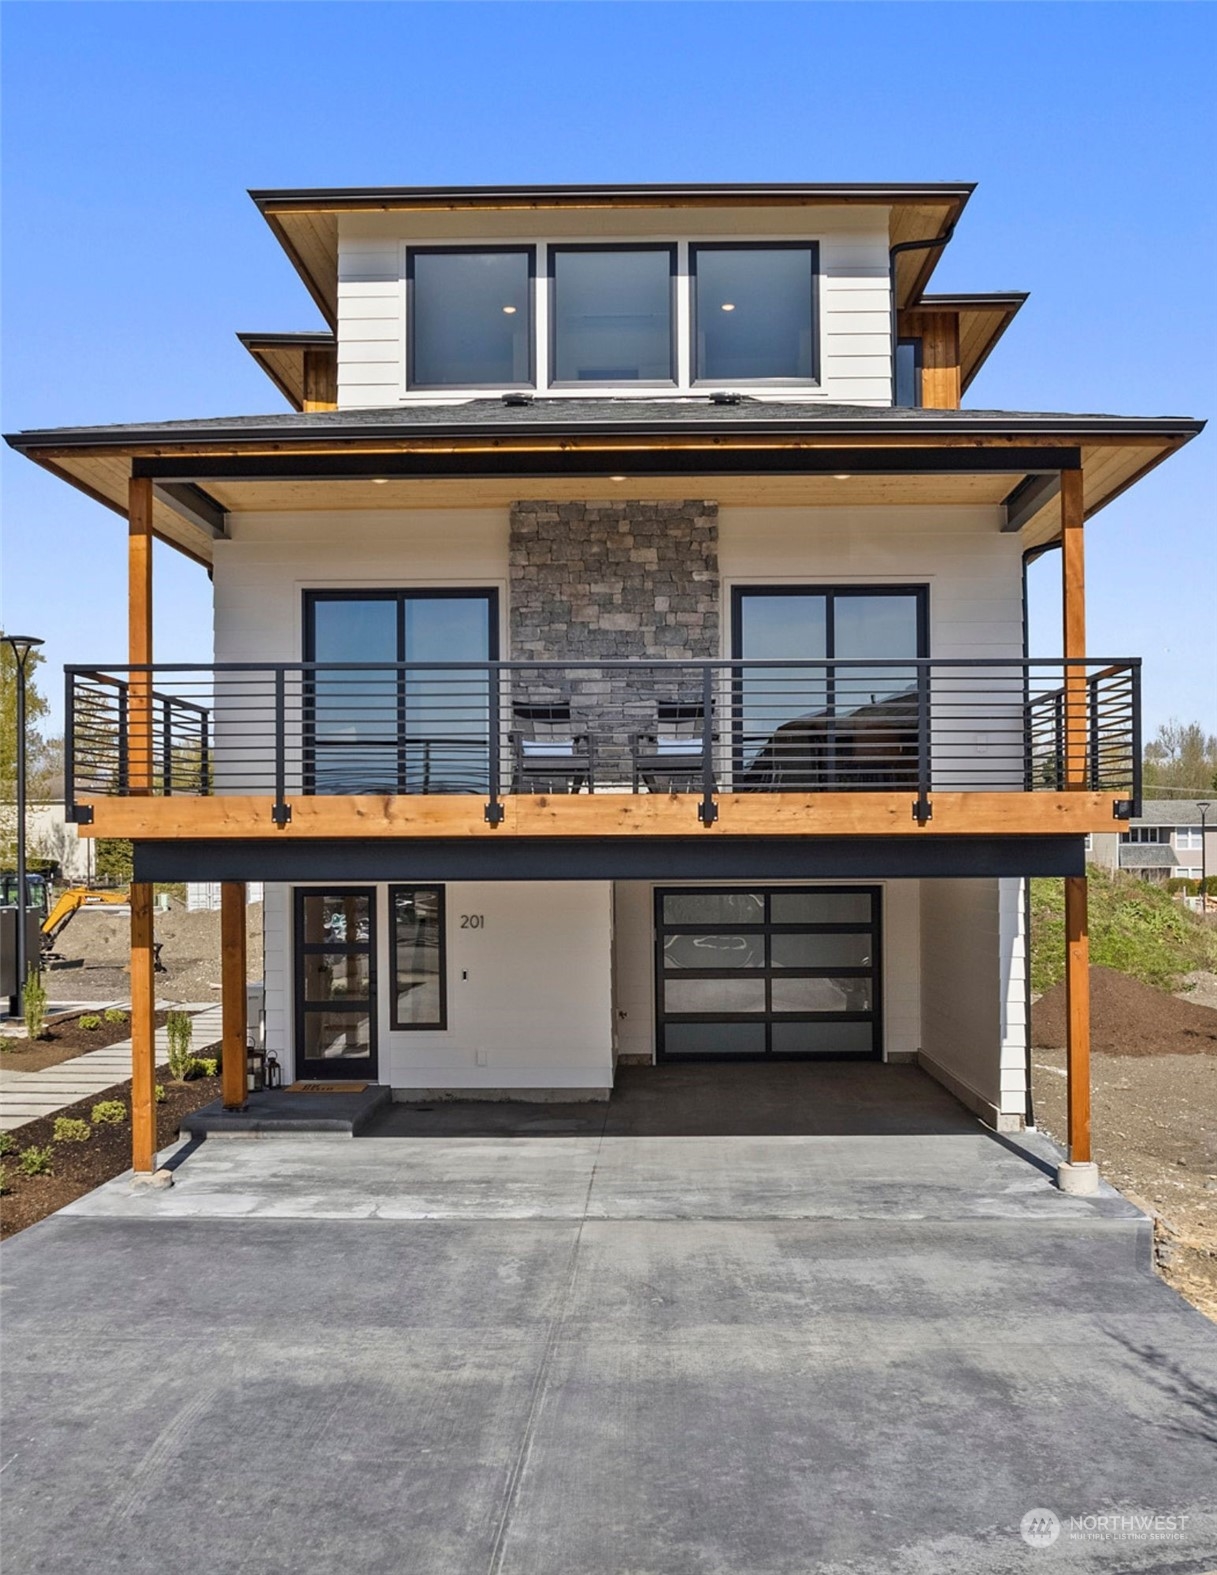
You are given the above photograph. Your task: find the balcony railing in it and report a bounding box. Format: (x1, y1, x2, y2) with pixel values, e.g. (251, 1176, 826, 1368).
(65, 657, 1141, 829)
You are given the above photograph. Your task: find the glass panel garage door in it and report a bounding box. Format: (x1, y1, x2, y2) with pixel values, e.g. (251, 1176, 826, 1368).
(655, 887, 881, 1060)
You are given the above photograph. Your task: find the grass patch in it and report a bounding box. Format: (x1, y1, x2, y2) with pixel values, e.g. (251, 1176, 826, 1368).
(1031, 866, 1217, 994)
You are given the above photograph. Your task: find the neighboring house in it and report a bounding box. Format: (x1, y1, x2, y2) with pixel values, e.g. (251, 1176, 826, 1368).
(5, 181, 1204, 1183)
(2, 802, 95, 884)
(1089, 799, 1216, 884)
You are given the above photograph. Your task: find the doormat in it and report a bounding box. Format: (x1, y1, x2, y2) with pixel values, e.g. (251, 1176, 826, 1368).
(287, 1081, 369, 1094)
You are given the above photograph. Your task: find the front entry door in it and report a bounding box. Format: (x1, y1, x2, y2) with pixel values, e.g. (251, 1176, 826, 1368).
(294, 888, 378, 1080)
(655, 886, 881, 1060)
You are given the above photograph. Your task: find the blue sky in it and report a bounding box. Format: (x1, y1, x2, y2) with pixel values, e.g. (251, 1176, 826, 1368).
(2, 0, 1213, 734)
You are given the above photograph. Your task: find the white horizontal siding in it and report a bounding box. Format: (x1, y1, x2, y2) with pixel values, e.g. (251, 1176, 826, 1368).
(335, 212, 893, 408)
(337, 236, 403, 405)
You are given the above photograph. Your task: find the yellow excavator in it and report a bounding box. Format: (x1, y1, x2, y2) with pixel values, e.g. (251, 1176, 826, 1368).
(40, 885, 131, 960)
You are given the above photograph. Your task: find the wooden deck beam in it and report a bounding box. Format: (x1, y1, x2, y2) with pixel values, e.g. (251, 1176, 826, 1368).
(74, 789, 1126, 842)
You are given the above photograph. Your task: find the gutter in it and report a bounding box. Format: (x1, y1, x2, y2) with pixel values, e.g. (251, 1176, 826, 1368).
(5, 414, 1205, 453)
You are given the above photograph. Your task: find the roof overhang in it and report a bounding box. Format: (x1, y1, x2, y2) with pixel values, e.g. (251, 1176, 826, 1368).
(237, 331, 335, 410)
(6, 404, 1201, 569)
(249, 182, 976, 326)
(902, 293, 1029, 391)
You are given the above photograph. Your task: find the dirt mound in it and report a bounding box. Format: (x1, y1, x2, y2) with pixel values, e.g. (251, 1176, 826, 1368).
(1033, 965, 1217, 1056)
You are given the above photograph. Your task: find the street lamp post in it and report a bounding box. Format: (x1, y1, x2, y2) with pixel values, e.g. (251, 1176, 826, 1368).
(4, 635, 45, 1017)
(1197, 802, 1212, 914)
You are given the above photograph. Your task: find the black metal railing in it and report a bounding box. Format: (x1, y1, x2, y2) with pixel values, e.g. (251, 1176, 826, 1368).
(64, 657, 1141, 826)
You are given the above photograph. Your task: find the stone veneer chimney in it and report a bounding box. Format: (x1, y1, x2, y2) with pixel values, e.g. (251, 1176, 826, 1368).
(508, 499, 720, 661)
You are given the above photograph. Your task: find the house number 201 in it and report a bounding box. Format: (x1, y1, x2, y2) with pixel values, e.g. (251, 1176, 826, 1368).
(460, 914, 485, 929)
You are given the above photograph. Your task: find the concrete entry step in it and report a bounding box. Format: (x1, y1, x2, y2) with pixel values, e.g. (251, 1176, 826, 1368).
(181, 1084, 391, 1138)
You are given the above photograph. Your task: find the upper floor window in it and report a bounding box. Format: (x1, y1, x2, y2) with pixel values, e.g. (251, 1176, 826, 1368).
(895, 338, 923, 408)
(1175, 826, 1203, 850)
(407, 246, 534, 389)
(691, 243, 818, 384)
(550, 245, 676, 386)
(1121, 826, 1169, 844)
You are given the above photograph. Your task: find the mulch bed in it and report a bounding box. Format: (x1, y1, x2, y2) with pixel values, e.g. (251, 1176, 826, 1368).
(0, 1074, 220, 1239)
(1, 1011, 171, 1073)
(1033, 965, 1217, 1056)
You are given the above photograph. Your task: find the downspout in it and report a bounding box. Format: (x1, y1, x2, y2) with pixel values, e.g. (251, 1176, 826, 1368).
(888, 224, 958, 396)
(1021, 540, 1061, 1128)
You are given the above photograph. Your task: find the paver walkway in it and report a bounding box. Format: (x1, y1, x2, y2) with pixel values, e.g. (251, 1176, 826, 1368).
(0, 1004, 222, 1130)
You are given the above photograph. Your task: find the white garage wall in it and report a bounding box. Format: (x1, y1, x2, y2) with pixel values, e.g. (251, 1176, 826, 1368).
(268, 881, 614, 1095)
(613, 879, 921, 1063)
(919, 877, 1026, 1131)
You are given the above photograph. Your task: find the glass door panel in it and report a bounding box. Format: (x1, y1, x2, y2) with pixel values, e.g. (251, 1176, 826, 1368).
(733, 588, 925, 789)
(305, 591, 496, 795)
(733, 593, 827, 784)
(404, 595, 493, 794)
(295, 889, 377, 1079)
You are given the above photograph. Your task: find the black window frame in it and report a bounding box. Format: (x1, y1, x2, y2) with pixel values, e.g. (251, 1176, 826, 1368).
(730, 584, 930, 786)
(293, 885, 378, 1079)
(730, 584, 930, 663)
(654, 884, 883, 1061)
(895, 336, 923, 408)
(406, 244, 537, 392)
(546, 242, 679, 389)
(389, 883, 448, 1032)
(302, 587, 500, 797)
(689, 241, 821, 388)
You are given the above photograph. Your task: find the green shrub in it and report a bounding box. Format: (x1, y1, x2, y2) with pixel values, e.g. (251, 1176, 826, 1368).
(197, 1057, 218, 1078)
(155, 1085, 166, 1103)
(78, 1013, 103, 1031)
(23, 967, 48, 1042)
(0, 1163, 8, 1194)
(18, 1145, 54, 1176)
(0, 1132, 16, 1156)
(103, 1008, 128, 1025)
(53, 1117, 91, 1144)
(166, 1010, 195, 1081)
(91, 1099, 126, 1125)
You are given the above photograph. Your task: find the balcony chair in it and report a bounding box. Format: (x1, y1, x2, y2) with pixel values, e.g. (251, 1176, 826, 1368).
(631, 700, 715, 794)
(509, 702, 595, 794)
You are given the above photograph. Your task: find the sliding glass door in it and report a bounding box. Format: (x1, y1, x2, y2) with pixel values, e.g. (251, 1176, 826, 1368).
(305, 590, 497, 794)
(732, 586, 926, 789)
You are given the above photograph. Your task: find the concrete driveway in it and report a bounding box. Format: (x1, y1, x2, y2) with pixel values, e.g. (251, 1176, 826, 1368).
(3, 1065, 1216, 1574)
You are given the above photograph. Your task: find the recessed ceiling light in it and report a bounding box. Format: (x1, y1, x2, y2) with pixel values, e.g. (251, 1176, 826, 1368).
(502, 305, 517, 314)
(720, 302, 736, 312)
(372, 478, 388, 485)
(833, 474, 851, 481)
(610, 475, 627, 482)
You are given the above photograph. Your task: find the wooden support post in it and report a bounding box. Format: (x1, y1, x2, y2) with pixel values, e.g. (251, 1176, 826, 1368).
(130, 883, 157, 1172)
(1060, 467, 1088, 787)
(220, 882, 248, 1110)
(129, 477, 157, 1172)
(128, 475, 155, 794)
(1064, 874, 1091, 1164)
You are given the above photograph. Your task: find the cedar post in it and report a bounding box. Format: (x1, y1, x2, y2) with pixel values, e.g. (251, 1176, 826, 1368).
(1061, 467, 1087, 786)
(220, 882, 248, 1110)
(1060, 467, 1093, 1176)
(1064, 874, 1091, 1164)
(128, 476, 156, 1171)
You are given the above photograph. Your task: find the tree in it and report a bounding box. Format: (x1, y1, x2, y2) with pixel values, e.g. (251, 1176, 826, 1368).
(0, 638, 63, 868)
(1143, 719, 1217, 795)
